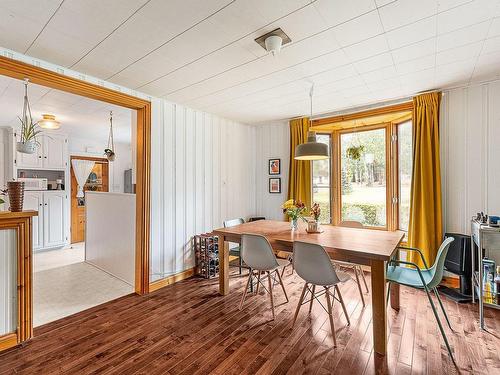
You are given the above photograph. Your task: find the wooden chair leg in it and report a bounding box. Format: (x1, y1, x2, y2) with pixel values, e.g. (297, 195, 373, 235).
(358, 266, 369, 293)
(238, 255, 242, 275)
(267, 271, 275, 320)
(309, 285, 316, 313)
(325, 286, 337, 347)
(335, 284, 350, 326)
(293, 283, 308, 326)
(256, 272, 261, 294)
(275, 270, 288, 303)
(239, 271, 252, 310)
(354, 267, 366, 307)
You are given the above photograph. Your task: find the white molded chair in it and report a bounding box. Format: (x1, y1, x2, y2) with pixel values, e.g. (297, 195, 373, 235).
(239, 234, 290, 319)
(292, 241, 351, 347)
(333, 220, 369, 306)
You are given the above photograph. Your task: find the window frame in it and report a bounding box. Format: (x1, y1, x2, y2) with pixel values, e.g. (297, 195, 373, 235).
(313, 120, 411, 231)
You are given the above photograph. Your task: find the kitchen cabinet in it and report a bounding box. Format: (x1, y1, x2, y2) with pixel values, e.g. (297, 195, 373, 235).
(14, 132, 67, 170)
(24, 191, 67, 251)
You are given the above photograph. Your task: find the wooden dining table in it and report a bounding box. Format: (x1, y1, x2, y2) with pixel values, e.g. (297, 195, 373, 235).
(213, 220, 405, 357)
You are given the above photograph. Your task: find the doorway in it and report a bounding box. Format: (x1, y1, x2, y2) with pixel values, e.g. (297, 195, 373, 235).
(70, 156, 109, 244)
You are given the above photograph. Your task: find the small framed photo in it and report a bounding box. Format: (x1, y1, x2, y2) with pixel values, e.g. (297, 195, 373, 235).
(269, 178, 281, 194)
(268, 158, 281, 175)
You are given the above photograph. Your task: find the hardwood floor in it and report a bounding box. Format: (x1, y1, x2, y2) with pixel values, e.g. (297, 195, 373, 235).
(1, 270, 499, 374)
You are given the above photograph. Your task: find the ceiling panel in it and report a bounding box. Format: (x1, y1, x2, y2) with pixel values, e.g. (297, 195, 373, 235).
(2, 0, 500, 124)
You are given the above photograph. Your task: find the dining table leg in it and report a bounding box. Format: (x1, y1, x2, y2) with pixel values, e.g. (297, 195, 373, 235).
(390, 283, 400, 310)
(219, 234, 229, 295)
(371, 259, 387, 356)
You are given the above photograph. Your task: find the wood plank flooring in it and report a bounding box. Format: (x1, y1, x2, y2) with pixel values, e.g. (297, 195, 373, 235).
(0, 269, 499, 374)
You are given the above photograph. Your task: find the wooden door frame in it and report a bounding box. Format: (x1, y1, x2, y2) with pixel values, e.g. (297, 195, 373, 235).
(70, 156, 109, 244)
(0, 56, 151, 300)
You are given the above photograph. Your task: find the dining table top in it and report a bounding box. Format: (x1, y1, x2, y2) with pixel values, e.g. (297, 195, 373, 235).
(213, 219, 405, 262)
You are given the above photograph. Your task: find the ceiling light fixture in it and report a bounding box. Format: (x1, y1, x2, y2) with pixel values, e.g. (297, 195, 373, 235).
(294, 84, 329, 161)
(255, 28, 291, 57)
(38, 114, 61, 130)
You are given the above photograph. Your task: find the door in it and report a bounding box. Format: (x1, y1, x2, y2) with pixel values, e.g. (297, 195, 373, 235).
(43, 135, 67, 169)
(43, 192, 66, 248)
(15, 132, 43, 169)
(338, 126, 389, 228)
(24, 192, 43, 250)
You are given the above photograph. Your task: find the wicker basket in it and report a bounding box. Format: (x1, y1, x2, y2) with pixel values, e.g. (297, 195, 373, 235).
(7, 181, 25, 212)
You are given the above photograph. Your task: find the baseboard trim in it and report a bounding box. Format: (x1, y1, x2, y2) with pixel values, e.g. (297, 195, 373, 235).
(0, 332, 18, 352)
(149, 267, 195, 292)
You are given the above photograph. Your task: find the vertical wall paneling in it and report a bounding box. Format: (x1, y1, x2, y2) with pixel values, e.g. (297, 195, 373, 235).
(149, 100, 257, 280)
(0, 229, 16, 335)
(441, 81, 500, 234)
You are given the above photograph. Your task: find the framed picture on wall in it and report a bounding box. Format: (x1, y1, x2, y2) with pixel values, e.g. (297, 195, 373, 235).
(269, 158, 281, 175)
(269, 178, 281, 193)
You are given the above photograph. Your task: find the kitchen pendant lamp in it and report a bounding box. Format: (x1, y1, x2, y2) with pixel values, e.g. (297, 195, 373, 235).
(294, 85, 329, 161)
(38, 114, 61, 130)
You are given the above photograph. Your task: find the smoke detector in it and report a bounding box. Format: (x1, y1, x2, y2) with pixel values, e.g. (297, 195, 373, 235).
(255, 28, 291, 56)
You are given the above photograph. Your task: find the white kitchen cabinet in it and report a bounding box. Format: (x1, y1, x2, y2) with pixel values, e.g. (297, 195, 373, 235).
(42, 135, 67, 169)
(14, 132, 67, 170)
(23, 192, 43, 250)
(23, 191, 67, 251)
(43, 192, 66, 248)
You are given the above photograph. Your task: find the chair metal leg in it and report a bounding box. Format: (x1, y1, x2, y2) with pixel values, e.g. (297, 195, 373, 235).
(354, 267, 366, 307)
(325, 286, 337, 347)
(335, 285, 350, 326)
(309, 285, 316, 313)
(281, 265, 286, 278)
(276, 270, 289, 303)
(249, 268, 254, 293)
(293, 283, 308, 326)
(386, 282, 391, 307)
(433, 287, 453, 331)
(238, 255, 242, 275)
(424, 286, 456, 365)
(267, 271, 275, 320)
(239, 271, 252, 310)
(358, 266, 369, 293)
(256, 272, 261, 294)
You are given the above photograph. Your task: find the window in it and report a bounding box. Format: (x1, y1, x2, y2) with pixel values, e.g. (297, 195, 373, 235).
(310, 115, 413, 231)
(340, 127, 387, 227)
(312, 134, 331, 224)
(397, 120, 412, 232)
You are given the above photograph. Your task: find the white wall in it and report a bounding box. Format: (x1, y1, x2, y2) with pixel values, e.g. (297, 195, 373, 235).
(255, 122, 289, 220)
(441, 81, 500, 235)
(69, 136, 132, 193)
(149, 99, 257, 281)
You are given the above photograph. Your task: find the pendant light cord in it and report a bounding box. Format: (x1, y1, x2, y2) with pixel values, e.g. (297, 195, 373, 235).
(107, 111, 114, 151)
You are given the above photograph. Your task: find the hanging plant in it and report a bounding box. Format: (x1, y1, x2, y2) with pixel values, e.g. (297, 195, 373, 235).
(104, 111, 116, 161)
(17, 79, 42, 154)
(346, 145, 364, 160)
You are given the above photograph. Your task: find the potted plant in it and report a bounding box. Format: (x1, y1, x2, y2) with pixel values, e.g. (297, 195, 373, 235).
(346, 145, 364, 160)
(0, 188, 7, 210)
(17, 115, 41, 154)
(307, 202, 321, 233)
(17, 79, 42, 154)
(282, 199, 306, 231)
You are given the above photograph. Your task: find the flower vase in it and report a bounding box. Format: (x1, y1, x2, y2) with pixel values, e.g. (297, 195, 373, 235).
(7, 181, 25, 212)
(290, 218, 298, 231)
(307, 219, 320, 233)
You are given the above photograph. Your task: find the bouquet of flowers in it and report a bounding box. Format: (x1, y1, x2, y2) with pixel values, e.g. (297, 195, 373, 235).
(310, 202, 321, 221)
(282, 199, 306, 222)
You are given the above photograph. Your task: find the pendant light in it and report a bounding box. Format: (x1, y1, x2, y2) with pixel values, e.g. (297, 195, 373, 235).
(294, 85, 329, 160)
(38, 114, 61, 130)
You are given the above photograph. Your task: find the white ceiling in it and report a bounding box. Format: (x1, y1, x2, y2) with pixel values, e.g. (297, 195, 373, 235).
(0, 75, 132, 143)
(1, 0, 500, 123)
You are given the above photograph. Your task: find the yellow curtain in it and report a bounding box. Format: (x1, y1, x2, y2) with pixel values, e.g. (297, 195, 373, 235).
(408, 92, 443, 268)
(287, 117, 312, 209)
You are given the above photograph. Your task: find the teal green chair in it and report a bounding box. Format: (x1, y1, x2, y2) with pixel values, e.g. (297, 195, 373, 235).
(386, 237, 456, 365)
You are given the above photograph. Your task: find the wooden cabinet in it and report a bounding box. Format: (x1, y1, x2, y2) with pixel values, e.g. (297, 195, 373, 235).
(15, 132, 67, 170)
(24, 191, 67, 251)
